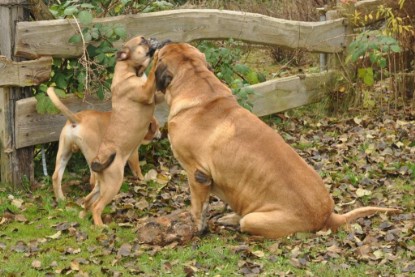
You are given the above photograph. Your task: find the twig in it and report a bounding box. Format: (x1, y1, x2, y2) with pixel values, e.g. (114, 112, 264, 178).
(72, 15, 89, 93)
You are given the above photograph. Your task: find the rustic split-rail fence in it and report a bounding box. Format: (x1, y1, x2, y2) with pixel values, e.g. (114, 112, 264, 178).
(0, 0, 379, 187)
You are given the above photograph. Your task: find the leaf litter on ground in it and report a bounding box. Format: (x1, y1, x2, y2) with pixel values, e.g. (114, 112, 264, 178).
(0, 108, 414, 276)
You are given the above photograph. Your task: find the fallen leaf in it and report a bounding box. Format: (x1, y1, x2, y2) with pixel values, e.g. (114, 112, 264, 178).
(47, 231, 62, 240)
(354, 117, 363, 125)
(70, 260, 80, 271)
(372, 249, 384, 260)
(117, 243, 132, 257)
(252, 250, 265, 258)
(136, 199, 149, 210)
(32, 260, 42, 269)
(145, 169, 158, 181)
(14, 214, 27, 222)
(11, 198, 24, 209)
(356, 188, 372, 197)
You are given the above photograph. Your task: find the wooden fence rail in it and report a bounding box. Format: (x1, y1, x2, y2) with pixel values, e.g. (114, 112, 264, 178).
(15, 9, 347, 59)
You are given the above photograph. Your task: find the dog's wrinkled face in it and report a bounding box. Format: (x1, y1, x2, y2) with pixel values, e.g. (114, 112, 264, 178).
(116, 36, 159, 76)
(154, 43, 209, 93)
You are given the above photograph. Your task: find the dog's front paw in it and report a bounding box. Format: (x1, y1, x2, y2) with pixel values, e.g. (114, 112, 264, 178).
(191, 214, 208, 235)
(151, 50, 159, 71)
(196, 228, 209, 237)
(217, 213, 241, 227)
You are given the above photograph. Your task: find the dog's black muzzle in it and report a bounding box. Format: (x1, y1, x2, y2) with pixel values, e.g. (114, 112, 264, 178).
(148, 38, 172, 57)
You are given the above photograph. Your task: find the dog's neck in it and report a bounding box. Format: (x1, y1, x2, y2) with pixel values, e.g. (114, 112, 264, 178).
(166, 70, 235, 120)
(112, 61, 143, 88)
(167, 92, 234, 121)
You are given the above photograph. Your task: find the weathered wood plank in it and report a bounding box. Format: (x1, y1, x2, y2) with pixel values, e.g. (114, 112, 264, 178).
(15, 9, 347, 59)
(15, 72, 332, 148)
(251, 72, 331, 116)
(0, 0, 27, 4)
(0, 56, 52, 87)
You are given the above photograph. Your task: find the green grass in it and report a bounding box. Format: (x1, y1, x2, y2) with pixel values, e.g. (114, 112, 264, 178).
(0, 182, 411, 276)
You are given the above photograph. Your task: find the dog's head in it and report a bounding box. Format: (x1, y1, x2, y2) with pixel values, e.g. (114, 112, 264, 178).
(153, 43, 211, 94)
(116, 36, 162, 76)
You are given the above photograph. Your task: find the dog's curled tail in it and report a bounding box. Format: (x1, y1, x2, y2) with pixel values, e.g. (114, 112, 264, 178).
(324, 207, 400, 232)
(46, 87, 80, 124)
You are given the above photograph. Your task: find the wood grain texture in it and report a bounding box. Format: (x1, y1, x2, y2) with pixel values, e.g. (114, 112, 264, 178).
(15, 9, 347, 59)
(0, 56, 52, 87)
(14, 72, 332, 148)
(251, 72, 331, 117)
(0, 0, 27, 5)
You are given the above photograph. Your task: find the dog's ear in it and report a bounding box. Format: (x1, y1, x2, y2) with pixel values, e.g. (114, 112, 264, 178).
(155, 62, 173, 93)
(116, 47, 130, 61)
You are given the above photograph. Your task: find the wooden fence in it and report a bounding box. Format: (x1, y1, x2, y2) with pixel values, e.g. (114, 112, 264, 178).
(0, 1, 378, 186)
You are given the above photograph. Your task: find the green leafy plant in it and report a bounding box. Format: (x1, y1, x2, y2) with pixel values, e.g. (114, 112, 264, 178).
(197, 39, 265, 110)
(36, 3, 127, 114)
(346, 30, 402, 109)
(347, 30, 401, 86)
(36, 0, 179, 114)
(339, 0, 414, 111)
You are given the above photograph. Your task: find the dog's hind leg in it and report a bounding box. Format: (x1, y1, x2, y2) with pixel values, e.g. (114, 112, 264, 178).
(52, 134, 73, 201)
(90, 165, 124, 226)
(239, 210, 307, 239)
(89, 171, 96, 190)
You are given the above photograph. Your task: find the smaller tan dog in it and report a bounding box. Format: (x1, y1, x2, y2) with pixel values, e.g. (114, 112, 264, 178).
(47, 87, 160, 201)
(82, 36, 163, 226)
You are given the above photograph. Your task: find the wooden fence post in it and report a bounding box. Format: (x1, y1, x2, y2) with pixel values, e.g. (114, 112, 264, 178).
(0, 0, 34, 189)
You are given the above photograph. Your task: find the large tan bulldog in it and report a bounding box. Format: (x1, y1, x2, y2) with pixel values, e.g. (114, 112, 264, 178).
(82, 36, 161, 226)
(46, 87, 160, 201)
(153, 43, 400, 239)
